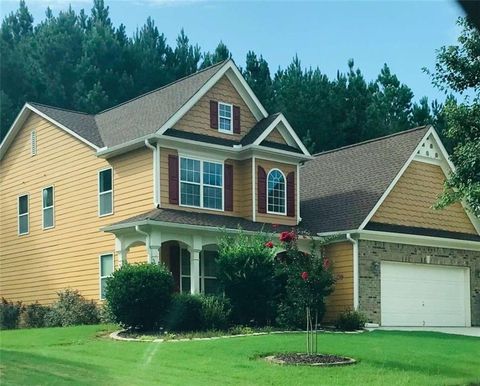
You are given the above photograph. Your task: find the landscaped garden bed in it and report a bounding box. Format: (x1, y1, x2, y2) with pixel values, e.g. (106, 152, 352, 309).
(264, 353, 356, 366)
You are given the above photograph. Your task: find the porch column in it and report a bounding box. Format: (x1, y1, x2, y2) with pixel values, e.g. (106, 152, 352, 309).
(190, 248, 201, 294)
(115, 236, 128, 267)
(148, 246, 161, 264)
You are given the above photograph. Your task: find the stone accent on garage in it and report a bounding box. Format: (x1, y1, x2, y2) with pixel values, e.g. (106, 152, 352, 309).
(358, 240, 480, 326)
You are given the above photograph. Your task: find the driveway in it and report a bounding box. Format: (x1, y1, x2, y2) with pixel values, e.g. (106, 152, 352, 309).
(370, 327, 480, 337)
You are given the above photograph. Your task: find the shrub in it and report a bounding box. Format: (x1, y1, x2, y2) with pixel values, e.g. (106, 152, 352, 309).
(99, 302, 117, 324)
(23, 302, 51, 328)
(0, 298, 23, 330)
(106, 263, 173, 330)
(217, 230, 278, 326)
(336, 309, 367, 331)
(166, 294, 204, 332)
(45, 289, 100, 327)
(200, 295, 231, 330)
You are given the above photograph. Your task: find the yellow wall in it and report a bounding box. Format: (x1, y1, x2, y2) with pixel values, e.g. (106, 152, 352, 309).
(323, 242, 354, 322)
(0, 113, 152, 303)
(371, 160, 477, 234)
(255, 158, 298, 226)
(263, 128, 287, 145)
(174, 75, 258, 140)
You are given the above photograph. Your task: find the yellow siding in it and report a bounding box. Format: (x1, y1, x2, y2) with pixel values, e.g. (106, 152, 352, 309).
(263, 128, 287, 145)
(372, 161, 477, 234)
(0, 113, 153, 304)
(159, 147, 253, 218)
(323, 242, 354, 322)
(255, 158, 298, 226)
(174, 75, 258, 140)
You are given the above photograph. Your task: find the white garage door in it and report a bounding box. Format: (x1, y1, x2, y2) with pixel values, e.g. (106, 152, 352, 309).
(381, 262, 470, 327)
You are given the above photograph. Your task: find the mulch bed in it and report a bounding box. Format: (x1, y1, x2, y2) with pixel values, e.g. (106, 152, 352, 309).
(265, 353, 356, 366)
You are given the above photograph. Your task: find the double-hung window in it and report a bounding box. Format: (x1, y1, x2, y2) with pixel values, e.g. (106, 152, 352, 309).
(18, 195, 29, 235)
(98, 168, 113, 216)
(42, 186, 54, 229)
(180, 157, 223, 210)
(179, 248, 219, 295)
(99, 254, 114, 300)
(218, 102, 232, 133)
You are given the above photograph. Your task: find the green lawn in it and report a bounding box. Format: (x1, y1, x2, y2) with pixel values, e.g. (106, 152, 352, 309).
(1, 325, 479, 386)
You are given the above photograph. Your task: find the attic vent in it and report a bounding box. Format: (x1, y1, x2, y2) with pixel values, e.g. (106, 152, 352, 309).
(417, 135, 441, 161)
(31, 130, 37, 156)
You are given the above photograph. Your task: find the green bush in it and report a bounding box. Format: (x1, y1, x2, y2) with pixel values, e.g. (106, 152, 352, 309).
(0, 298, 23, 330)
(200, 295, 231, 330)
(166, 294, 204, 332)
(45, 289, 100, 327)
(217, 230, 278, 326)
(99, 302, 117, 324)
(335, 309, 367, 331)
(23, 302, 51, 328)
(106, 263, 174, 331)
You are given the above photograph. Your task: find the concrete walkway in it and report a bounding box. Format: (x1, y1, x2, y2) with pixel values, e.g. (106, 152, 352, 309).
(370, 327, 480, 337)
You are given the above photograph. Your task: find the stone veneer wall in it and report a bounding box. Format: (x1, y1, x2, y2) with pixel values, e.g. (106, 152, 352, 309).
(358, 240, 480, 326)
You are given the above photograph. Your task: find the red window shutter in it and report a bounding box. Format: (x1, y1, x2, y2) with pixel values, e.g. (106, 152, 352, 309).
(233, 106, 241, 134)
(258, 166, 267, 214)
(168, 155, 179, 204)
(224, 164, 233, 211)
(210, 100, 218, 129)
(287, 171, 295, 217)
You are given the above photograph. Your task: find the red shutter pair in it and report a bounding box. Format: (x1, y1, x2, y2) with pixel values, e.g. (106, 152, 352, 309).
(258, 166, 295, 217)
(210, 100, 240, 133)
(168, 155, 234, 211)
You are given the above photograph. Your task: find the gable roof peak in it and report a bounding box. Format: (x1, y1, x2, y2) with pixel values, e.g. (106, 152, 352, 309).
(96, 59, 229, 116)
(313, 125, 432, 158)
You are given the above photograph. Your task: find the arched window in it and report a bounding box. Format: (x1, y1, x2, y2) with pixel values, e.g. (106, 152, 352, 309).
(267, 169, 286, 214)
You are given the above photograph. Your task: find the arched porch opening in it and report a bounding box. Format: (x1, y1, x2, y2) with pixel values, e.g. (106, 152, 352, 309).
(159, 241, 221, 295)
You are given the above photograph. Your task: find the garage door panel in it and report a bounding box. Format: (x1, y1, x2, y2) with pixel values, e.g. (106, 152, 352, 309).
(380, 262, 470, 327)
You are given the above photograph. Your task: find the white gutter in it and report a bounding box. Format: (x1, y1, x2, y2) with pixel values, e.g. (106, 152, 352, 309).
(346, 233, 359, 311)
(144, 139, 160, 207)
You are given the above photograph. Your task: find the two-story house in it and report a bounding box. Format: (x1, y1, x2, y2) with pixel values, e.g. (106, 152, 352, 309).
(1, 59, 479, 326)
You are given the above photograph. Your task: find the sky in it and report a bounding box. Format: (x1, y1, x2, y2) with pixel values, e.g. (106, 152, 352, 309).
(0, 0, 467, 103)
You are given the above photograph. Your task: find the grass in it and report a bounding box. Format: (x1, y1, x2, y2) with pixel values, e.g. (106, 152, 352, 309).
(1, 324, 479, 386)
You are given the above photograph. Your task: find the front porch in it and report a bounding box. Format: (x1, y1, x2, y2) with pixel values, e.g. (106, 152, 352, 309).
(108, 223, 223, 295)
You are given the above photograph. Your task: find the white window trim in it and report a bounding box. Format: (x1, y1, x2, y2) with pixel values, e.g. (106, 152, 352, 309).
(266, 168, 287, 216)
(218, 102, 233, 134)
(31, 130, 37, 156)
(179, 248, 218, 294)
(99, 253, 115, 300)
(98, 167, 114, 217)
(17, 193, 29, 236)
(41, 185, 55, 230)
(200, 249, 218, 294)
(179, 156, 224, 212)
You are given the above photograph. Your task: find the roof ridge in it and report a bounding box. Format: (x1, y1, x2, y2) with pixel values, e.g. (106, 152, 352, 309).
(95, 59, 228, 116)
(28, 102, 91, 116)
(313, 125, 431, 157)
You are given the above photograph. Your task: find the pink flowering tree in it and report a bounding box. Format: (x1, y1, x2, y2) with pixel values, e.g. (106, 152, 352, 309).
(275, 230, 336, 353)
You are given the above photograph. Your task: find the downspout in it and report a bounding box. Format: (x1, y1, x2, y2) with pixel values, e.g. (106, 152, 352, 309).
(135, 225, 151, 263)
(144, 139, 160, 207)
(346, 233, 359, 311)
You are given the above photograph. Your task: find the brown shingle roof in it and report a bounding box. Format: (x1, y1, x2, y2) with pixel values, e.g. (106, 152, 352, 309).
(95, 61, 226, 147)
(27, 61, 228, 148)
(109, 207, 292, 233)
(299, 126, 430, 233)
(29, 103, 104, 147)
